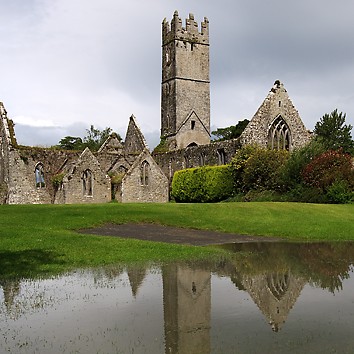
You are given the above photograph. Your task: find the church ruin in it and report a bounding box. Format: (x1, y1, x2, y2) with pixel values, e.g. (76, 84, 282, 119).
(0, 11, 312, 205)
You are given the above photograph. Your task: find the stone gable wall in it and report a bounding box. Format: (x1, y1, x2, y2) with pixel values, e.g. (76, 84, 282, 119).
(55, 149, 111, 204)
(122, 151, 169, 203)
(240, 82, 312, 151)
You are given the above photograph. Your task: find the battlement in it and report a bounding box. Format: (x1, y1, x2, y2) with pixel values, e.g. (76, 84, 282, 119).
(162, 11, 209, 45)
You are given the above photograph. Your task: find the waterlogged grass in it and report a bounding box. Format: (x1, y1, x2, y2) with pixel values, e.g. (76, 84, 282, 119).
(0, 202, 353, 279)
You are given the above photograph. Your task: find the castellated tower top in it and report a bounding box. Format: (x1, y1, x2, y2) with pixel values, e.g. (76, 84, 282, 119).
(162, 11, 209, 45)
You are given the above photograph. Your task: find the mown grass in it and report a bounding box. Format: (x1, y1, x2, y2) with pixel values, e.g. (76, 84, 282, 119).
(0, 202, 353, 279)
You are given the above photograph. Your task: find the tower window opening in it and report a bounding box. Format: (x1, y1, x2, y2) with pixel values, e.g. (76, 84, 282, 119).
(191, 120, 196, 130)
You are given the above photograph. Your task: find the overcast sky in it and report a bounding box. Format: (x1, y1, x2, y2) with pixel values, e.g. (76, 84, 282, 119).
(1, 0, 353, 148)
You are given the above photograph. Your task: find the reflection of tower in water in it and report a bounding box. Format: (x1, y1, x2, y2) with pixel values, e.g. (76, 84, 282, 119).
(162, 264, 211, 354)
(241, 271, 306, 332)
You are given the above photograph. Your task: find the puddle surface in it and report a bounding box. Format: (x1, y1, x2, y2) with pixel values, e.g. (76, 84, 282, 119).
(1, 241, 354, 353)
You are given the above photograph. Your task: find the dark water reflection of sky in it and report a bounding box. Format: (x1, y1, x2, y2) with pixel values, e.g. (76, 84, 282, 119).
(1, 242, 354, 353)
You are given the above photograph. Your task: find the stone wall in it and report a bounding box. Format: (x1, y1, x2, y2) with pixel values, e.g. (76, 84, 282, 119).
(121, 149, 169, 203)
(55, 148, 111, 204)
(240, 81, 312, 151)
(153, 138, 241, 182)
(9, 147, 80, 204)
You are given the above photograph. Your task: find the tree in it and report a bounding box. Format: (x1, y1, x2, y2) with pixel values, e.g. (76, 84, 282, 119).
(57, 136, 83, 150)
(314, 109, 354, 154)
(83, 125, 113, 151)
(56, 125, 122, 151)
(212, 119, 249, 141)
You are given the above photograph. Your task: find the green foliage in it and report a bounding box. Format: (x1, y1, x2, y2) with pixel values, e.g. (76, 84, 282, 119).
(51, 173, 65, 189)
(230, 144, 260, 191)
(171, 165, 234, 203)
(58, 136, 83, 150)
(242, 148, 289, 192)
(56, 126, 122, 151)
(326, 180, 354, 204)
(83, 125, 113, 151)
(314, 109, 354, 154)
(152, 137, 169, 153)
(212, 119, 249, 141)
(279, 139, 326, 190)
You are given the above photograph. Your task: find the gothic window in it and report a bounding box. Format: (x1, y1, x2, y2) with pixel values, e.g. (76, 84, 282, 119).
(83, 169, 93, 196)
(35, 163, 45, 188)
(141, 160, 149, 186)
(217, 149, 226, 165)
(268, 116, 291, 150)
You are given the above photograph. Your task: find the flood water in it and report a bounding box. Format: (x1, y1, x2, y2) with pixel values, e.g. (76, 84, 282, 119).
(1, 241, 354, 353)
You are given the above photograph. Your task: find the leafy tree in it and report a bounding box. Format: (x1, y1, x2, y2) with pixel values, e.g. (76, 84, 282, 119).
(56, 125, 122, 151)
(57, 136, 83, 150)
(212, 119, 249, 141)
(314, 109, 354, 154)
(83, 125, 114, 151)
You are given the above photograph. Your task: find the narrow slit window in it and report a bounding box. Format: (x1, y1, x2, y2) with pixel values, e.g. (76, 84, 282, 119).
(83, 169, 93, 196)
(141, 160, 149, 186)
(191, 120, 196, 130)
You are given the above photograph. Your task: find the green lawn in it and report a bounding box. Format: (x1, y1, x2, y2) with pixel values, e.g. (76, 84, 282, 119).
(0, 202, 353, 279)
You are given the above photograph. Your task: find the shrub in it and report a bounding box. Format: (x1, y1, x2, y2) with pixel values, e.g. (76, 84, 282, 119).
(230, 144, 260, 192)
(280, 139, 326, 191)
(302, 150, 354, 192)
(326, 180, 354, 204)
(171, 165, 234, 203)
(242, 148, 289, 192)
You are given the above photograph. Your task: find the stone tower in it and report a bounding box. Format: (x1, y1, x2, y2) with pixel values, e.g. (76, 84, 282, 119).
(161, 11, 211, 150)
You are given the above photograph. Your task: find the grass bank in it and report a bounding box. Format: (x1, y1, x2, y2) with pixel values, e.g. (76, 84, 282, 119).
(0, 202, 353, 278)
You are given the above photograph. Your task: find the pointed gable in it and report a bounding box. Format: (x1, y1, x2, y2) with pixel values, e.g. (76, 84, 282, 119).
(98, 133, 123, 154)
(123, 115, 149, 154)
(121, 148, 169, 203)
(56, 147, 111, 204)
(240, 81, 312, 151)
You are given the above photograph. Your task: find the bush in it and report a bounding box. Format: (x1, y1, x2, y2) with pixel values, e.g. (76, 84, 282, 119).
(230, 144, 262, 192)
(280, 139, 326, 191)
(302, 150, 354, 191)
(171, 165, 234, 203)
(242, 148, 289, 192)
(326, 180, 354, 204)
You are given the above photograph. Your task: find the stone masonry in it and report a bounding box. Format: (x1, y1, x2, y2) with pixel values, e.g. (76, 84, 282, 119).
(0, 11, 313, 204)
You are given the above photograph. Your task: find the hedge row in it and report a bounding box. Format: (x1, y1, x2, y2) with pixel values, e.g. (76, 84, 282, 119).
(171, 165, 234, 203)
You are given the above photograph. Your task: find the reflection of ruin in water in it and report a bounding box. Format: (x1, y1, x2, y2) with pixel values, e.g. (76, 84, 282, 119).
(163, 264, 211, 353)
(1, 241, 354, 353)
(241, 271, 305, 332)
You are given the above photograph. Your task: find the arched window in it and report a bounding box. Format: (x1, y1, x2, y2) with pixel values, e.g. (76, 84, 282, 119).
(199, 153, 205, 166)
(141, 161, 149, 186)
(35, 163, 45, 188)
(268, 116, 291, 150)
(83, 169, 93, 196)
(217, 149, 226, 165)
